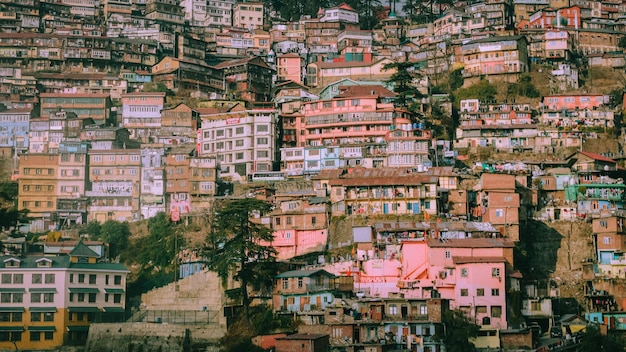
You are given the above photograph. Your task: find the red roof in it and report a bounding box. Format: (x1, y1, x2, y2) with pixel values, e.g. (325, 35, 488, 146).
(336, 84, 396, 99)
(578, 151, 616, 164)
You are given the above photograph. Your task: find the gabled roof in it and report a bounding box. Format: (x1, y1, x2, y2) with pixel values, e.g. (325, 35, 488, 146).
(336, 85, 396, 99)
(576, 151, 616, 164)
(276, 268, 336, 278)
(69, 241, 99, 258)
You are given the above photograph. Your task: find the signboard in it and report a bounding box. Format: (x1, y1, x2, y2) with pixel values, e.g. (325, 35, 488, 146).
(171, 210, 180, 222)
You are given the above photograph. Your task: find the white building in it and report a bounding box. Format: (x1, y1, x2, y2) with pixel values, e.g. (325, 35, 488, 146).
(140, 146, 165, 220)
(198, 106, 276, 182)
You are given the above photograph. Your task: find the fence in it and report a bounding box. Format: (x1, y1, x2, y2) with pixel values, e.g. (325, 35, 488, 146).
(128, 310, 218, 325)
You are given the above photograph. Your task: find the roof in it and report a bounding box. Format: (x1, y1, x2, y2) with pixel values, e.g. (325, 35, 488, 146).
(453, 256, 507, 264)
(465, 35, 526, 45)
(312, 58, 389, 69)
(39, 93, 110, 98)
(214, 56, 273, 70)
(277, 333, 329, 340)
(69, 241, 100, 258)
(328, 168, 438, 187)
(426, 238, 515, 248)
(276, 268, 336, 279)
(311, 169, 344, 180)
(336, 85, 396, 99)
(577, 151, 616, 164)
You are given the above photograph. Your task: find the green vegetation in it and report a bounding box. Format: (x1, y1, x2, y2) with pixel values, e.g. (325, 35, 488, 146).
(507, 74, 541, 99)
(580, 324, 625, 352)
(203, 199, 278, 320)
(99, 220, 131, 260)
(437, 309, 480, 352)
(134, 212, 182, 270)
(384, 60, 425, 112)
(0, 181, 29, 232)
(453, 80, 497, 110)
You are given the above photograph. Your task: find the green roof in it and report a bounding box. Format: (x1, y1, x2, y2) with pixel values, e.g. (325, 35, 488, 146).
(276, 269, 336, 279)
(0, 255, 70, 269)
(69, 287, 100, 293)
(29, 307, 57, 312)
(0, 307, 24, 312)
(104, 288, 125, 294)
(0, 288, 26, 293)
(69, 262, 130, 272)
(0, 326, 24, 331)
(103, 307, 125, 313)
(67, 325, 90, 332)
(28, 326, 56, 331)
(68, 307, 101, 313)
(70, 241, 100, 258)
(29, 288, 57, 293)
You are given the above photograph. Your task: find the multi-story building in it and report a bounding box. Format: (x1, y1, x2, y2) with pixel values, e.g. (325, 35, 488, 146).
(232, 2, 264, 30)
(328, 168, 439, 217)
(461, 35, 529, 79)
(86, 149, 141, 222)
(56, 142, 89, 228)
(276, 53, 305, 84)
(593, 211, 626, 277)
(139, 146, 165, 220)
(519, 5, 581, 29)
(0, 108, 30, 155)
(18, 154, 59, 232)
(306, 58, 395, 88)
(206, 0, 235, 27)
(151, 57, 224, 98)
(164, 145, 193, 215)
(145, 0, 185, 30)
(189, 155, 217, 211)
(198, 105, 276, 181)
(121, 92, 166, 142)
(39, 93, 111, 125)
(301, 85, 411, 150)
(158, 103, 199, 145)
(474, 173, 521, 241)
(215, 56, 274, 102)
(0, 242, 129, 350)
(542, 93, 609, 110)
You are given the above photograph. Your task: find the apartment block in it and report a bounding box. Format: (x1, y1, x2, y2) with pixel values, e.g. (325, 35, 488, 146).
(18, 154, 59, 232)
(121, 92, 166, 143)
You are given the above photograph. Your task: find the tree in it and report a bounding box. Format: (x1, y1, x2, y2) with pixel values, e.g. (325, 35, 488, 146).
(580, 324, 625, 351)
(79, 220, 101, 237)
(383, 61, 425, 112)
(0, 181, 28, 232)
(507, 74, 540, 100)
(453, 80, 497, 110)
(135, 212, 181, 269)
(99, 220, 131, 259)
(204, 199, 277, 320)
(436, 309, 480, 352)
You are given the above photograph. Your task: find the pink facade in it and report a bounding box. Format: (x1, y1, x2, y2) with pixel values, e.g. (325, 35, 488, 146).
(542, 93, 608, 110)
(522, 6, 581, 30)
(277, 53, 304, 84)
(268, 229, 328, 260)
(303, 85, 411, 147)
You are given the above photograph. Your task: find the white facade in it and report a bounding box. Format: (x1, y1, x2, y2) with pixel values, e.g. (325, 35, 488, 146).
(207, 0, 234, 27)
(199, 109, 276, 182)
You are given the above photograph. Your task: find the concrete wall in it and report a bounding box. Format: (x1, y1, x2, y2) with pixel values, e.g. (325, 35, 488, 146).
(86, 322, 221, 352)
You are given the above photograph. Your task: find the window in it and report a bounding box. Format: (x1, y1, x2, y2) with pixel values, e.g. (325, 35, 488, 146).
(12, 293, 22, 303)
(461, 268, 468, 277)
(256, 125, 268, 132)
(114, 294, 122, 303)
(275, 217, 281, 225)
(70, 274, 74, 283)
(491, 306, 502, 318)
(45, 274, 55, 284)
(13, 274, 23, 284)
(43, 293, 54, 303)
(89, 274, 96, 284)
(31, 293, 41, 303)
(282, 278, 289, 290)
(1, 274, 10, 284)
(389, 304, 398, 315)
(603, 237, 611, 244)
(312, 217, 317, 226)
(257, 137, 268, 145)
(114, 275, 122, 285)
(235, 127, 244, 134)
(31, 312, 41, 322)
(236, 152, 244, 160)
(89, 293, 97, 303)
(461, 289, 468, 296)
(477, 288, 485, 296)
(44, 312, 54, 322)
(235, 140, 244, 147)
(492, 288, 500, 296)
(257, 151, 268, 158)
(297, 278, 303, 288)
(45, 332, 54, 340)
(445, 251, 451, 259)
(495, 209, 504, 217)
(475, 306, 487, 314)
(420, 305, 427, 315)
(492, 268, 500, 277)
(12, 312, 21, 322)
(286, 217, 292, 225)
(78, 274, 85, 283)
(30, 332, 41, 341)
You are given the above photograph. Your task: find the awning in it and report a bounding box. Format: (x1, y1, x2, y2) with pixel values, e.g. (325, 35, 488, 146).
(28, 326, 56, 332)
(104, 288, 125, 294)
(69, 288, 100, 293)
(29, 288, 57, 293)
(68, 307, 101, 313)
(0, 288, 26, 293)
(0, 326, 24, 331)
(0, 307, 24, 312)
(29, 307, 57, 313)
(67, 326, 90, 332)
(103, 307, 125, 313)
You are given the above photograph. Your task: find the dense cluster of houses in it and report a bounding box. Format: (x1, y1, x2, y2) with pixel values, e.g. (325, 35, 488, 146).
(2, 0, 626, 350)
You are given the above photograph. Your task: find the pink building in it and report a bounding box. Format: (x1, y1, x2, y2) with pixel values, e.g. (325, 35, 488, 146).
(302, 85, 411, 147)
(276, 53, 304, 84)
(519, 6, 581, 30)
(398, 238, 514, 329)
(542, 93, 609, 110)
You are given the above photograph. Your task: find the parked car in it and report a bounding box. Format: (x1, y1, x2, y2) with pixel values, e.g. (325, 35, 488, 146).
(550, 326, 562, 338)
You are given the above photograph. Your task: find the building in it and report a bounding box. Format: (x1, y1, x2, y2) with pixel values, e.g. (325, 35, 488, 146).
(139, 146, 165, 220)
(18, 154, 60, 232)
(214, 56, 274, 103)
(474, 173, 521, 241)
(0, 242, 129, 350)
(164, 145, 193, 216)
(198, 104, 276, 181)
(39, 93, 111, 125)
(461, 36, 529, 79)
(232, 2, 264, 30)
(306, 58, 395, 89)
(276, 53, 305, 84)
(121, 92, 166, 143)
(86, 149, 141, 223)
(0, 108, 30, 156)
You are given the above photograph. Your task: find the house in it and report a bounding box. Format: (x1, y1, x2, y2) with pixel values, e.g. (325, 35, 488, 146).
(39, 93, 111, 125)
(139, 146, 165, 220)
(158, 103, 199, 145)
(461, 36, 529, 80)
(232, 2, 264, 30)
(121, 92, 165, 143)
(151, 57, 224, 98)
(328, 168, 439, 217)
(306, 58, 395, 89)
(568, 151, 618, 172)
(274, 269, 352, 312)
(18, 154, 60, 232)
(275, 334, 330, 352)
(266, 196, 330, 260)
(542, 93, 608, 110)
(0, 242, 129, 350)
(474, 173, 521, 241)
(164, 145, 193, 216)
(215, 56, 274, 102)
(86, 148, 142, 223)
(592, 212, 626, 277)
(276, 53, 305, 84)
